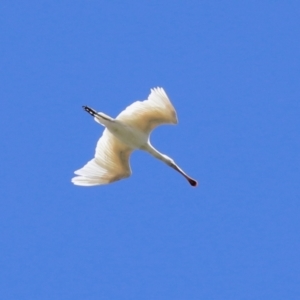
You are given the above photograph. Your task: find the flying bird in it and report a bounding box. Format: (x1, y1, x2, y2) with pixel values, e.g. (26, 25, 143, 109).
(72, 87, 197, 187)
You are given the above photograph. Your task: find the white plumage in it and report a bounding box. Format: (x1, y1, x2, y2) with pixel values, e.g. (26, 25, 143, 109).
(72, 87, 197, 187)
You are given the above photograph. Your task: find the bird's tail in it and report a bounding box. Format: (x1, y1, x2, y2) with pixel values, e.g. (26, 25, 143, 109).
(82, 106, 114, 126)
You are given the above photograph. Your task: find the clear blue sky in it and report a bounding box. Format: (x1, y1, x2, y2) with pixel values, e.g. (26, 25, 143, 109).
(1, 1, 299, 299)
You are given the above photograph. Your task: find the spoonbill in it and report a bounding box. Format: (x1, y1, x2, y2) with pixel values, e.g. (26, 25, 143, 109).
(72, 87, 197, 187)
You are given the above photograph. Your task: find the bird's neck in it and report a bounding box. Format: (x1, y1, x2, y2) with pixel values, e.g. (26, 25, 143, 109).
(143, 143, 168, 163)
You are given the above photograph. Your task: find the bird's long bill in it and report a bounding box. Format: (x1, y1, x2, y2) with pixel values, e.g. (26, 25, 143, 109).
(171, 163, 198, 187)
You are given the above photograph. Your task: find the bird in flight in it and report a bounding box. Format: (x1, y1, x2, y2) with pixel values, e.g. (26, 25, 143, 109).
(72, 87, 197, 187)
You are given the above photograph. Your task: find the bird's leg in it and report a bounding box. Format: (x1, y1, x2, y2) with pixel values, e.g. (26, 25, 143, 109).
(82, 106, 114, 124)
(83, 106, 98, 117)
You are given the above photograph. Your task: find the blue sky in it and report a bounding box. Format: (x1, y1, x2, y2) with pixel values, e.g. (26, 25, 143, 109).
(1, 1, 299, 299)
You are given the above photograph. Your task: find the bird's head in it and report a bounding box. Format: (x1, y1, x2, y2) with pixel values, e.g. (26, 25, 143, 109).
(162, 154, 175, 166)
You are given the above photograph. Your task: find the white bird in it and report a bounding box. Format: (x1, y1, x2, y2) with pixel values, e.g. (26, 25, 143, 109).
(72, 87, 197, 187)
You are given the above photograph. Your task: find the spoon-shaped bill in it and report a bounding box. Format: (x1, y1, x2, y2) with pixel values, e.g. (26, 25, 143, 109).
(171, 163, 198, 187)
(187, 177, 198, 187)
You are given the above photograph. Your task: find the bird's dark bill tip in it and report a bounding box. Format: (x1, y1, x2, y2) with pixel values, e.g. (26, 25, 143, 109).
(188, 178, 198, 187)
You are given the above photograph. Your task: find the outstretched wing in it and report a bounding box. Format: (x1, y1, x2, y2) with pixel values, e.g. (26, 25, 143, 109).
(72, 129, 133, 186)
(116, 87, 178, 134)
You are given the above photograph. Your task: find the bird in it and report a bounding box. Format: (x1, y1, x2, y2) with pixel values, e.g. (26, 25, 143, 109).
(72, 87, 197, 187)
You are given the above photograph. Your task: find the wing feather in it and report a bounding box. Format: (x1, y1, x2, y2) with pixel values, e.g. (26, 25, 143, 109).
(116, 87, 178, 134)
(72, 129, 133, 186)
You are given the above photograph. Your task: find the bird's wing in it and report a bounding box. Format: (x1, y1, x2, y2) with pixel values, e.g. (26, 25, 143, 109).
(116, 87, 178, 134)
(72, 129, 133, 186)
